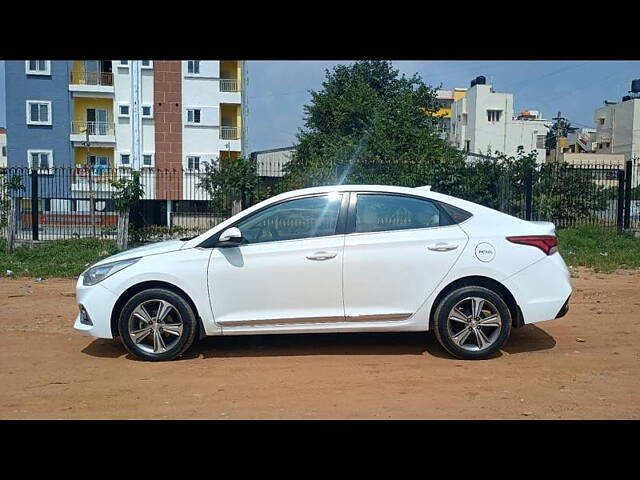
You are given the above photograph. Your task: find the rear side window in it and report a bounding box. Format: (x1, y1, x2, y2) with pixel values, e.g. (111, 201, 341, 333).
(438, 202, 473, 224)
(355, 194, 445, 233)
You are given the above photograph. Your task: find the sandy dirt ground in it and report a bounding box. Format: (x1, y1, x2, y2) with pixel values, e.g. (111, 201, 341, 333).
(1, 267, 639, 419)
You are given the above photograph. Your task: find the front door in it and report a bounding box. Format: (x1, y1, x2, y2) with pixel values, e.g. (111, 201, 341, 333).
(208, 193, 347, 328)
(342, 193, 468, 322)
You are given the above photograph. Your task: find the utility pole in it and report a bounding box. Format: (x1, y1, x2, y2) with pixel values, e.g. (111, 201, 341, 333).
(552, 111, 566, 163)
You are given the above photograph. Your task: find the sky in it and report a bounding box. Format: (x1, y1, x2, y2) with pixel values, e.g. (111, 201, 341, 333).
(2, 60, 638, 152)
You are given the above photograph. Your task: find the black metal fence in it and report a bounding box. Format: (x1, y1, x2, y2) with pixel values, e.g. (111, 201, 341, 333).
(1, 158, 638, 244)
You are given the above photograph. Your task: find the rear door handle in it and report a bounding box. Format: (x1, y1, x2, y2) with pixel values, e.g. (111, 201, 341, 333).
(306, 251, 338, 261)
(427, 243, 459, 252)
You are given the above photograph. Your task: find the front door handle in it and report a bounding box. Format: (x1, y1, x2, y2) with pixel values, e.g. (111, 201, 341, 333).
(306, 251, 338, 261)
(427, 243, 459, 252)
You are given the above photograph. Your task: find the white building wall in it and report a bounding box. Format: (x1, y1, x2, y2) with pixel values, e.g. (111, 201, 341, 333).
(181, 61, 241, 201)
(595, 98, 640, 161)
(450, 83, 549, 163)
(113, 60, 156, 173)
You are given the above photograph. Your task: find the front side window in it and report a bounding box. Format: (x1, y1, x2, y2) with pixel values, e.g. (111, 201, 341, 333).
(119, 104, 130, 116)
(355, 194, 444, 234)
(120, 154, 130, 165)
(143, 154, 153, 166)
(27, 101, 51, 125)
(142, 105, 152, 117)
(235, 194, 343, 244)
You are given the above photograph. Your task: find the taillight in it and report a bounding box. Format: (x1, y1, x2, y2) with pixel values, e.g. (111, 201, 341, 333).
(506, 235, 558, 255)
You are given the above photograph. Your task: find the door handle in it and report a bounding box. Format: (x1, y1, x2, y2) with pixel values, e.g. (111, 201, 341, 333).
(427, 243, 459, 252)
(306, 251, 337, 261)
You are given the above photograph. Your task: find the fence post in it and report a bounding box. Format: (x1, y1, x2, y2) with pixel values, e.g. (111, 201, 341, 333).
(524, 167, 533, 221)
(617, 168, 626, 231)
(6, 195, 18, 253)
(30, 168, 39, 241)
(624, 159, 632, 230)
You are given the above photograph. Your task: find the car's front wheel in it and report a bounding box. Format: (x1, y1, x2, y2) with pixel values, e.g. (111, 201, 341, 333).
(118, 288, 198, 361)
(432, 286, 512, 360)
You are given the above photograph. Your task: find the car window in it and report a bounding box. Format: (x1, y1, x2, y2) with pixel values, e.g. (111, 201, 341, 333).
(355, 194, 442, 233)
(235, 194, 343, 244)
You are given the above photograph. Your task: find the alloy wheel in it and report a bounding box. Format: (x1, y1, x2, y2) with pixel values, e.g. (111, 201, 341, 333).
(127, 299, 184, 355)
(446, 297, 502, 352)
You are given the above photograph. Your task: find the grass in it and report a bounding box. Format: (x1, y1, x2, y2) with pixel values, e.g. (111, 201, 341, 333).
(0, 225, 638, 278)
(0, 238, 118, 278)
(558, 225, 640, 273)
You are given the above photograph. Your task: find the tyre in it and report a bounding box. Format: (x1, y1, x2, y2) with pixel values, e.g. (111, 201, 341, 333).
(118, 288, 198, 361)
(432, 286, 511, 360)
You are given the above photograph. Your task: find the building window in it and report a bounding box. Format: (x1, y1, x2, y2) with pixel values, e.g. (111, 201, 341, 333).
(487, 110, 502, 122)
(536, 135, 546, 149)
(605, 142, 611, 148)
(27, 149, 53, 173)
(119, 104, 130, 116)
(141, 60, 153, 68)
(465, 140, 470, 152)
(25, 60, 51, 75)
(187, 109, 201, 123)
(120, 60, 129, 66)
(2, 146, 6, 157)
(120, 154, 130, 166)
(26, 100, 52, 125)
(187, 156, 200, 171)
(187, 61, 200, 74)
(142, 154, 153, 167)
(142, 105, 153, 118)
(599, 118, 605, 125)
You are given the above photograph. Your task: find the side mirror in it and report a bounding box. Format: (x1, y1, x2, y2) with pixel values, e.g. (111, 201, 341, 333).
(218, 227, 242, 246)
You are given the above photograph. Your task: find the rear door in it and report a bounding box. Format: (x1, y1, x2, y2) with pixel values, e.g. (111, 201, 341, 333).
(342, 193, 469, 322)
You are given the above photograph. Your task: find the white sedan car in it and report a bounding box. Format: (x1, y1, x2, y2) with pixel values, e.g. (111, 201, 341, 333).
(74, 184, 572, 361)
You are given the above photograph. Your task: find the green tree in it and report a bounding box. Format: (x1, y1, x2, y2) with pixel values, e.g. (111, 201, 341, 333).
(279, 60, 465, 192)
(198, 157, 259, 214)
(111, 171, 144, 249)
(545, 118, 574, 152)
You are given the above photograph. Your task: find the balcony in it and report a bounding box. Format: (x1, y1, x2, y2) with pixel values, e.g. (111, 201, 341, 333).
(69, 71, 114, 94)
(220, 79, 239, 92)
(220, 126, 239, 140)
(70, 121, 116, 144)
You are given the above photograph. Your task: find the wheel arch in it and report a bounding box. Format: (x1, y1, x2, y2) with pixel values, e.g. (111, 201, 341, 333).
(110, 280, 205, 339)
(428, 275, 524, 330)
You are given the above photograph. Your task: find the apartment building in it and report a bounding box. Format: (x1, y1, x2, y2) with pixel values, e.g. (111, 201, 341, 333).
(434, 88, 467, 138)
(4, 60, 245, 216)
(449, 76, 550, 163)
(593, 80, 640, 162)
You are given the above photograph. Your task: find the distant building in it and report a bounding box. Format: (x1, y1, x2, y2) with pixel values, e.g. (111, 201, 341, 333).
(433, 88, 467, 138)
(450, 76, 550, 163)
(0, 128, 6, 168)
(592, 79, 640, 162)
(250, 146, 296, 178)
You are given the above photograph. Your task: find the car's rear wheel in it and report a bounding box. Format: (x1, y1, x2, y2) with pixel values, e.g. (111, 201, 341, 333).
(433, 286, 511, 360)
(118, 288, 197, 361)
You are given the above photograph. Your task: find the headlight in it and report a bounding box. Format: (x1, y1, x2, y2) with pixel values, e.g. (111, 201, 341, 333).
(82, 258, 140, 286)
